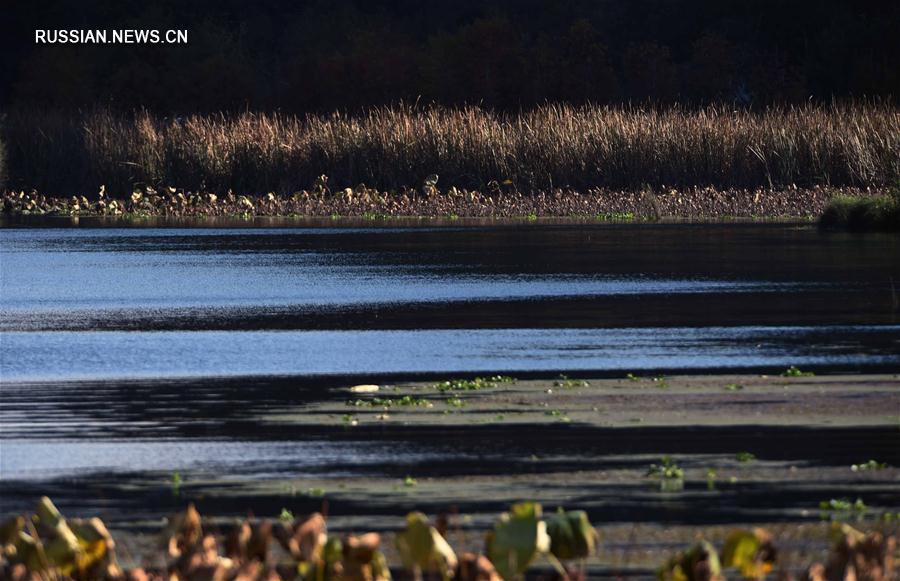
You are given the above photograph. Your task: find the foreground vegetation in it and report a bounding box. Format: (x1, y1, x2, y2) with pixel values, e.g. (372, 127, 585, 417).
(2, 497, 895, 580)
(2, 104, 897, 199)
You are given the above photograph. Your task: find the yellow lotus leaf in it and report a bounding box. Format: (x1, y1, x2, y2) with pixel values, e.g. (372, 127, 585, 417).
(395, 511, 457, 577)
(486, 502, 550, 579)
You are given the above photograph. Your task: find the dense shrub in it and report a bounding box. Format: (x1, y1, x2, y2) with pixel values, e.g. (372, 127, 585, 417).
(819, 193, 900, 231)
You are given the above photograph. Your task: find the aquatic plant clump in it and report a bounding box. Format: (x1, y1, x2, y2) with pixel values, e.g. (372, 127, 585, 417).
(4, 497, 895, 581)
(819, 193, 900, 231)
(434, 375, 516, 392)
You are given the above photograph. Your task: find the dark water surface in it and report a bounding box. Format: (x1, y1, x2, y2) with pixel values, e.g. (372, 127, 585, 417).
(1, 222, 899, 525)
(3, 224, 899, 379)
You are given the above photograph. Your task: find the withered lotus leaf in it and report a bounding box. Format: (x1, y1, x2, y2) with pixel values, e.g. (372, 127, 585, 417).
(485, 502, 550, 579)
(342, 533, 391, 581)
(812, 523, 896, 581)
(275, 512, 327, 562)
(546, 509, 598, 561)
(658, 541, 723, 581)
(394, 511, 457, 577)
(162, 504, 203, 558)
(456, 552, 502, 581)
(720, 528, 775, 579)
(69, 517, 123, 579)
(35, 496, 81, 573)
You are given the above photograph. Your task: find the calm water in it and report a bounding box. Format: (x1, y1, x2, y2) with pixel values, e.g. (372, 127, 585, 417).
(1, 222, 899, 485)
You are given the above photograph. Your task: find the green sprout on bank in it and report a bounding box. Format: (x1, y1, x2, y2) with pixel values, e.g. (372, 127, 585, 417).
(735, 452, 757, 463)
(403, 475, 418, 488)
(279, 508, 294, 521)
(725, 383, 744, 391)
(651, 375, 669, 388)
(434, 375, 516, 392)
(444, 397, 465, 408)
(171, 471, 183, 496)
(782, 366, 815, 377)
(647, 456, 684, 492)
(346, 395, 430, 408)
(623, 373, 668, 387)
(819, 498, 867, 521)
(553, 374, 590, 389)
(647, 456, 684, 480)
(851, 460, 888, 472)
(545, 409, 570, 422)
(706, 469, 717, 490)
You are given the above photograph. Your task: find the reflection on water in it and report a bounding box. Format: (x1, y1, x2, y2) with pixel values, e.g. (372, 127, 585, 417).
(1, 439, 467, 480)
(0, 234, 815, 312)
(2, 224, 899, 381)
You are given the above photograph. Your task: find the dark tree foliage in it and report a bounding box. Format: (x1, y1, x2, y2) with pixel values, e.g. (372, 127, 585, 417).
(1, 0, 897, 113)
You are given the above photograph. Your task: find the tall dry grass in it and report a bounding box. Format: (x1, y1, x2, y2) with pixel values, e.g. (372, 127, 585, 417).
(2, 103, 898, 196)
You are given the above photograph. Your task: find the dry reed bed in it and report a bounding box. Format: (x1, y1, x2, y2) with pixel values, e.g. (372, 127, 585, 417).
(2, 104, 898, 198)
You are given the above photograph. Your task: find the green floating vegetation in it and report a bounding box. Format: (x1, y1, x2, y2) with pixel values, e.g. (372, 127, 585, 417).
(819, 497, 867, 515)
(781, 365, 815, 377)
(346, 395, 430, 408)
(851, 459, 888, 472)
(647, 456, 685, 491)
(623, 373, 669, 387)
(553, 374, 590, 388)
(433, 375, 516, 392)
(819, 192, 900, 232)
(647, 456, 684, 480)
(735, 452, 757, 463)
(444, 397, 466, 408)
(544, 409, 571, 422)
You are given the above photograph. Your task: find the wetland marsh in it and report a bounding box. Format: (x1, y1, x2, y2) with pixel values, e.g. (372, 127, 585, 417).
(1, 220, 898, 576)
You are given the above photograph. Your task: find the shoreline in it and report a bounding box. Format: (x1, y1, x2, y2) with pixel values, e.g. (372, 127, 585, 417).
(2, 186, 883, 223)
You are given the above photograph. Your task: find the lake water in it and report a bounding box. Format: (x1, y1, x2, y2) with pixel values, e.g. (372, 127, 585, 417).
(3, 224, 899, 381)
(1, 222, 899, 504)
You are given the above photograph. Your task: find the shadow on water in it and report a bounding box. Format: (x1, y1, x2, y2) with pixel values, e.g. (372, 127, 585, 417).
(3, 425, 898, 527)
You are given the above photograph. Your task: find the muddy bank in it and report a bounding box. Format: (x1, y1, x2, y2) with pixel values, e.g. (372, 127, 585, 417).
(4, 374, 898, 520)
(0, 186, 878, 219)
(3, 372, 898, 574)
